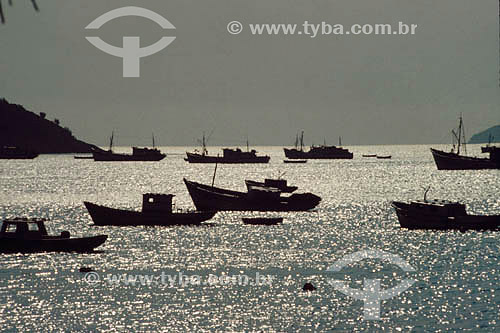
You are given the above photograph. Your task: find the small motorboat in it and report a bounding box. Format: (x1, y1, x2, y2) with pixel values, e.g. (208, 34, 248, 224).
(245, 179, 298, 193)
(392, 200, 500, 230)
(283, 160, 307, 163)
(0, 218, 107, 253)
(84, 193, 216, 226)
(242, 217, 283, 225)
(376, 155, 392, 159)
(362, 154, 377, 158)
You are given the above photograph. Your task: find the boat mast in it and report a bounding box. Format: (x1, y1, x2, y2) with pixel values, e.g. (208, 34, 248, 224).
(202, 132, 207, 156)
(339, 136, 342, 146)
(300, 131, 304, 151)
(211, 157, 218, 187)
(109, 131, 114, 152)
(294, 133, 299, 149)
(152, 133, 155, 148)
(460, 114, 467, 155)
(455, 114, 467, 156)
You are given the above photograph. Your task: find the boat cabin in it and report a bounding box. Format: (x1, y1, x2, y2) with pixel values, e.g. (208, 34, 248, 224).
(222, 148, 258, 158)
(132, 147, 162, 156)
(264, 178, 288, 189)
(247, 185, 281, 200)
(0, 218, 48, 238)
(142, 193, 174, 214)
(408, 200, 467, 217)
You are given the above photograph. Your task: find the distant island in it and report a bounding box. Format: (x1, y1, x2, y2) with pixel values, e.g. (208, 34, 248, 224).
(468, 125, 500, 144)
(0, 98, 102, 153)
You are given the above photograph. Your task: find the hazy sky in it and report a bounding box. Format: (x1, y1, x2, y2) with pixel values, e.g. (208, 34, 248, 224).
(1, 0, 499, 146)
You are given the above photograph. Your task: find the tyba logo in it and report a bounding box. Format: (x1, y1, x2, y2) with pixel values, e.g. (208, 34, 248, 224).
(85, 6, 176, 77)
(327, 249, 416, 320)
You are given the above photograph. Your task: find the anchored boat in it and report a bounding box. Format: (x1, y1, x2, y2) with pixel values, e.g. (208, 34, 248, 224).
(0, 218, 107, 253)
(84, 193, 216, 226)
(284, 132, 353, 159)
(0, 146, 38, 159)
(392, 200, 500, 230)
(185, 133, 269, 163)
(430, 116, 500, 170)
(92, 132, 166, 162)
(183, 178, 321, 211)
(242, 217, 283, 225)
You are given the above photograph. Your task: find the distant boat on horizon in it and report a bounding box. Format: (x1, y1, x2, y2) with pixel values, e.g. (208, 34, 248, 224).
(283, 131, 353, 159)
(481, 134, 498, 153)
(430, 116, 500, 170)
(0, 146, 38, 159)
(92, 132, 166, 162)
(185, 133, 270, 164)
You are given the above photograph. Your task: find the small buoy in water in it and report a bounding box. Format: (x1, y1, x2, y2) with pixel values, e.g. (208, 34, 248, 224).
(302, 282, 316, 291)
(79, 267, 93, 273)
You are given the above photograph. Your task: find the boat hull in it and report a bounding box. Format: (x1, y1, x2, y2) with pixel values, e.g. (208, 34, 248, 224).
(184, 152, 270, 164)
(0, 235, 107, 253)
(284, 148, 353, 159)
(184, 179, 321, 211)
(92, 152, 166, 161)
(392, 201, 500, 230)
(84, 202, 216, 226)
(430, 148, 499, 170)
(242, 217, 283, 225)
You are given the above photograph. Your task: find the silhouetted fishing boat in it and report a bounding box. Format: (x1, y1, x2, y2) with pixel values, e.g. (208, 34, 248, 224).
(84, 193, 216, 226)
(242, 217, 283, 225)
(245, 178, 298, 193)
(481, 145, 498, 153)
(283, 159, 307, 163)
(392, 200, 500, 230)
(185, 133, 269, 163)
(430, 116, 500, 170)
(376, 155, 392, 159)
(284, 132, 353, 159)
(481, 134, 496, 153)
(0, 146, 38, 159)
(74, 155, 93, 159)
(184, 178, 321, 211)
(362, 154, 377, 158)
(92, 132, 166, 161)
(0, 218, 107, 253)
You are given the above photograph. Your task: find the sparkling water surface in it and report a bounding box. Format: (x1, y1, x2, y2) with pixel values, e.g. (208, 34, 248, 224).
(0, 145, 499, 331)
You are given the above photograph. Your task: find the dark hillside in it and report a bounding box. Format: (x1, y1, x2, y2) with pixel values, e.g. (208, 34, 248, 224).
(0, 98, 101, 153)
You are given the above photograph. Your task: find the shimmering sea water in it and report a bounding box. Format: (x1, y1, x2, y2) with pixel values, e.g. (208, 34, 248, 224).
(0, 145, 498, 332)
